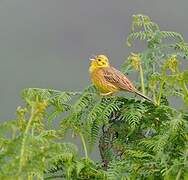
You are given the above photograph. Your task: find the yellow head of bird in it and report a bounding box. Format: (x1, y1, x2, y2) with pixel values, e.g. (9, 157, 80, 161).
(89, 55, 110, 73)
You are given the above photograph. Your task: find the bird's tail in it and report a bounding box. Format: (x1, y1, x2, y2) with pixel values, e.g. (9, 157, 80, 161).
(135, 91, 153, 102)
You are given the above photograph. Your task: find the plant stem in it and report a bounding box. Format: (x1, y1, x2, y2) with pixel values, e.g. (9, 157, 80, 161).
(28, 174, 33, 180)
(31, 127, 34, 137)
(79, 133, 88, 159)
(28, 88, 82, 96)
(176, 168, 182, 180)
(18, 107, 35, 175)
(157, 80, 165, 106)
(181, 81, 188, 96)
(152, 89, 157, 104)
(139, 64, 145, 95)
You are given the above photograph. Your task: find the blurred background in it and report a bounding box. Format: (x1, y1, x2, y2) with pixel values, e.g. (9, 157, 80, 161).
(0, 0, 188, 121)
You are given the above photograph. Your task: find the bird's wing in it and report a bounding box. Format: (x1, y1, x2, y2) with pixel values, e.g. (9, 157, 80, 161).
(102, 67, 136, 92)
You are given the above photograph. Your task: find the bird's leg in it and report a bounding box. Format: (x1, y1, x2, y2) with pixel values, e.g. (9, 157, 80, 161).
(100, 92, 114, 96)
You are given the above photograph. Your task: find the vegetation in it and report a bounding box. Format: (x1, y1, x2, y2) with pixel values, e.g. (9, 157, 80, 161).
(0, 14, 188, 179)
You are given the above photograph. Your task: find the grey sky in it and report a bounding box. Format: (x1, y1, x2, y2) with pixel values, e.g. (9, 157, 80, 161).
(0, 0, 188, 121)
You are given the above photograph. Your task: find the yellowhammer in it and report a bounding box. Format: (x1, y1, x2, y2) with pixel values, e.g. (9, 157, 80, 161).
(89, 54, 152, 101)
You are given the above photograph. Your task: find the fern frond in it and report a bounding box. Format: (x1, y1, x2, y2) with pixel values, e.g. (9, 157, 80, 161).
(120, 103, 146, 129)
(131, 14, 159, 32)
(159, 31, 183, 41)
(172, 41, 188, 58)
(125, 149, 154, 159)
(139, 138, 157, 151)
(169, 115, 185, 134)
(107, 160, 131, 180)
(86, 98, 106, 147)
(141, 134, 169, 154)
(87, 98, 121, 149)
(127, 31, 151, 46)
(0, 120, 18, 138)
(73, 85, 97, 112)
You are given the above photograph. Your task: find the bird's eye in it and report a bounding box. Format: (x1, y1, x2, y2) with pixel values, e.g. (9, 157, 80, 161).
(98, 59, 101, 61)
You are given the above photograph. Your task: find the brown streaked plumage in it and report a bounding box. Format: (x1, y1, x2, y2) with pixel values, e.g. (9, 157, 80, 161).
(89, 54, 152, 101)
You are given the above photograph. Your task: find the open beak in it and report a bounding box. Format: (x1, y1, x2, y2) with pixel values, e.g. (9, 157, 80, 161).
(89, 55, 96, 61)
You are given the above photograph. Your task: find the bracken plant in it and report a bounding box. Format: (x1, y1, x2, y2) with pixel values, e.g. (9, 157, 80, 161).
(0, 14, 188, 180)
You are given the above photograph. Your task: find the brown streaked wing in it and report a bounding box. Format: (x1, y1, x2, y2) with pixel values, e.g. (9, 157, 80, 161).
(102, 66, 136, 92)
(91, 68, 118, 92)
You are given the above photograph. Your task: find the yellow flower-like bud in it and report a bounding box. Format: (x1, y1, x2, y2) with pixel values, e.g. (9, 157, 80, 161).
(35, 100, 48, 114)
(16, 106, 27, 117)
(128, 53, 141, 71)
(16, 106, 27, 130)
(166, 55, 179, 73)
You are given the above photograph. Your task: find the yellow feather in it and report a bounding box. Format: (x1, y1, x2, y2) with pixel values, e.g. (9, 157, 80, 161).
(89, 54, 152, 101)
(89, 55, 116, 93)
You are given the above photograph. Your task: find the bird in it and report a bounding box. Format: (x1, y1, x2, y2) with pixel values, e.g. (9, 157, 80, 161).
(89, 54, 152, 102)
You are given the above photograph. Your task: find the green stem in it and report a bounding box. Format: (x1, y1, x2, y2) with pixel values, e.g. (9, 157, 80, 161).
(28, 88, 82, 96)
(152, 89, 157, 104)
(31, 127, 35, 137)
(79, 133, 88, 159)
(157, 80, 165, 106)
(12, 127, 17, 139)
(28, 174, 33, 180)
(18, 107, 35, 175)
(181, 81, 188, 96)
(139, 64, 145, 95)
(176, 168, 182, 180)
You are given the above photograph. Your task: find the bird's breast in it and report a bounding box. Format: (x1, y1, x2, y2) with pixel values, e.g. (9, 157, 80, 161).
(90, 68, 118, 93)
